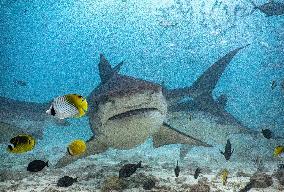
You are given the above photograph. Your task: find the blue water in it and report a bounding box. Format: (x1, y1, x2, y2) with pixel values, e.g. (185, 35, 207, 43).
(0, 0, 284, 189)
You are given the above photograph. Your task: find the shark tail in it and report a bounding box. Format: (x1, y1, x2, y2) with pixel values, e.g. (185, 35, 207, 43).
(165, 45, 251, 159)
(166, 44, 250, 102)
(190, 44, 250, 98)
(249, 0, 258, 14)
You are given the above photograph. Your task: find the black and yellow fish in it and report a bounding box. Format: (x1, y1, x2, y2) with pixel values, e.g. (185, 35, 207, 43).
(221, 169, 229, 186)
(46, 94, 88, 119)
(7, 134, 35, 153)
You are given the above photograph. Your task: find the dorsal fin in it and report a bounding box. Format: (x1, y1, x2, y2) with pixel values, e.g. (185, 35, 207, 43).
(113, 61, 124, 73)
(190, 44, 250, 98)
(98, 54, 124, 84)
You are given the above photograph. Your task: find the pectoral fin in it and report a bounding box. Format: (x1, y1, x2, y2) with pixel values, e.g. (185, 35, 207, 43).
(180, 145, 194, 159)
(152, 123, 212, 148)
(54, 136, 108, 168)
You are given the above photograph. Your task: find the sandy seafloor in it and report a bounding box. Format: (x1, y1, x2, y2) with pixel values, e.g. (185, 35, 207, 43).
(1, 152, 284, 192)
(1, 111, 284, 192)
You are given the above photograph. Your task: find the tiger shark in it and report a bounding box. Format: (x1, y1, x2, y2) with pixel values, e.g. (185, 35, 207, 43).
(0, 45, 253, 168)
(54, 45, 253, 167)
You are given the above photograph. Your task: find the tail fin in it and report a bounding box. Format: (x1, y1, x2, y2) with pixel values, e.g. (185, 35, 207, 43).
(190, 44, 250, 99)
(179, 145, 194, 159)
(46, 161, 49, 167)
(249, 0, 257, 7)
(249, 0, 258, 14)
(137, 161, 142, 168)
(98, 54, 124, 84)
(166, 45, 250, 101)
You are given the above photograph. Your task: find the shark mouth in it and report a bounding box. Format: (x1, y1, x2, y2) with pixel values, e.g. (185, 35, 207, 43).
(108, 107, 160, 121)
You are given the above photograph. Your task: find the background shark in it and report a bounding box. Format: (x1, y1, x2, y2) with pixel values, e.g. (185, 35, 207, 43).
(250, 0, 284, 16)
(0, 97, 49, 143)
(0, 97, 72, 144)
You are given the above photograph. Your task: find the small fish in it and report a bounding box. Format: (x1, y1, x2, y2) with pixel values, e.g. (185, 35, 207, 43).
(46, 94, 88, 119)
(239, 181, 254, 192)
(7, 134, 35, 154)
(57, 176, 77, 187)
(261, 129, 273, 139)
(27, 160, 48, 172)
(194, 168, 201, 179)
(221, 169, 229, 186)
(119, 161, 142, 178)
(274, 146, 284, 157)
(281, 80, 284, 90)
(67, 139, 87, 156)
(174, 160, 180, 177)
(220, 139, 234, 160)
(271, 80, 277, 90)
(278, 163, 284, 170)
(266, 63, 284, 69)
(14, 79, 28, 86)
(189, 114, 192, 121)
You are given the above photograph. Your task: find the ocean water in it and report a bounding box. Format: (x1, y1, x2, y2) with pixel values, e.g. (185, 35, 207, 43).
(0, 0, 284, 191)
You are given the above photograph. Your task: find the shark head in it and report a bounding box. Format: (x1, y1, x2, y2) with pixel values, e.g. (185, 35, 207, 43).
(88, 73, 168, 149)
(86, 54, 208, 150)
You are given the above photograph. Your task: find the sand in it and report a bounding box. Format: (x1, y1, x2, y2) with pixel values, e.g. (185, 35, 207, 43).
(1, 143, 284, 192)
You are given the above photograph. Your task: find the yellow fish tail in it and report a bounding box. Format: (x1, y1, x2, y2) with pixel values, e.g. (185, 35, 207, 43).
(81, 99, 88, 112)
(7, 135, 36, 154)
(75, 107, 86, 118)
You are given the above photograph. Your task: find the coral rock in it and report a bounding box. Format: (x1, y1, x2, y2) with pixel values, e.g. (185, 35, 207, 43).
(250, 172, 273, 188)
(274, 170, 284, 186)
(126, 173, 158, 189)
(188, 182, 210, 192)
(101, 176, 128, 192)
(142, 178, 156, 190)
